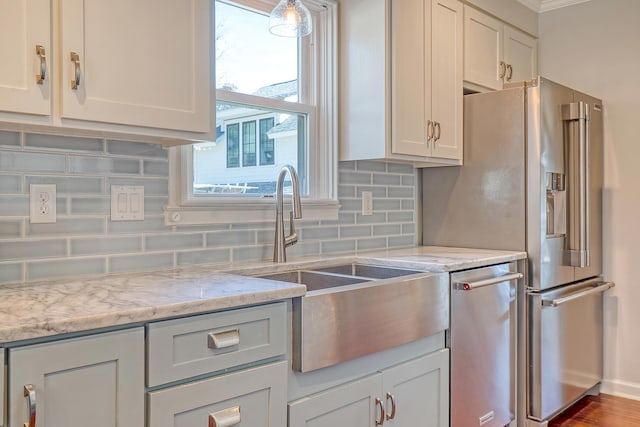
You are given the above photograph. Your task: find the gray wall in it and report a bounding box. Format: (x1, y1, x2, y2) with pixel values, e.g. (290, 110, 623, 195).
(539, 0, 640, 399)
(0, 131, 417, 284)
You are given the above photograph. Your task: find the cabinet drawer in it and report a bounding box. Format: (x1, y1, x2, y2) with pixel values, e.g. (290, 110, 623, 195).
(147, 302, 287, 387)
(148, 360, 287, 427)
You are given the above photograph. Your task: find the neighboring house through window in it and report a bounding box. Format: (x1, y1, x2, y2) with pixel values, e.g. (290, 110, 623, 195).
(167, 0, 338, 224)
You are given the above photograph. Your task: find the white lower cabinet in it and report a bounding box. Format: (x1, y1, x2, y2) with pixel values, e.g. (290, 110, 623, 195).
(289, 349, 449, 427)
(7, 328, 144, 427)
(148, 360, 287, 427)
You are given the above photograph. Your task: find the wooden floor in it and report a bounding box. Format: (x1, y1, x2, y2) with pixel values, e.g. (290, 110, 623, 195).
(549, 394, 640, 426)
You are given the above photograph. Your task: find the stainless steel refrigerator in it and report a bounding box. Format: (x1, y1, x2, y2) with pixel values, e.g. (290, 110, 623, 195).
(423, 77, 614, 426)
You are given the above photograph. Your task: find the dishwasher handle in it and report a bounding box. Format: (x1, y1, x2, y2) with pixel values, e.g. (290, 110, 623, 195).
(454, 272, 523, 291)
(542, 281, 614, 307)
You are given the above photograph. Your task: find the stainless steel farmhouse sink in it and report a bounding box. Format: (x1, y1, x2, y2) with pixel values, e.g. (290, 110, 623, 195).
(256, 263, 449, 372)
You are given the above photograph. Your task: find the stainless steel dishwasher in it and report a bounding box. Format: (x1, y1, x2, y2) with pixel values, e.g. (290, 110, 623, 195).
(449, 263, 523, 427)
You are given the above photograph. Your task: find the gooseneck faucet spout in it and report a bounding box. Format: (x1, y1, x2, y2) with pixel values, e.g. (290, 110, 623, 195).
(274, 165, 303, 262)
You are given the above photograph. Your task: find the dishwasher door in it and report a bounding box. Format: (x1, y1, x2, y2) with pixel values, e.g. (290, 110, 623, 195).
(450, 263, 520, 427)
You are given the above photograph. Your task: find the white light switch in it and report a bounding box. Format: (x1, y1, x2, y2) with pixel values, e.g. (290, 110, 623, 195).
(111, 185, 144, 221)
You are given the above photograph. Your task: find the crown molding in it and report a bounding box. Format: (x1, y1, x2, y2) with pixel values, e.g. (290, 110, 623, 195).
(516, 0, 591, 13)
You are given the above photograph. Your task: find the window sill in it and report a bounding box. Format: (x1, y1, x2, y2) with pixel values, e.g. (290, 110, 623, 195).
(164, 199, 340, 226)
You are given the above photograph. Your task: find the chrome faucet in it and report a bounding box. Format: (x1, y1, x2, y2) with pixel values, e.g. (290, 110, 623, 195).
(273, 165, 302, 262)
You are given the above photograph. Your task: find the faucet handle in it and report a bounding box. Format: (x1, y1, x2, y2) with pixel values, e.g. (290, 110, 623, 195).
(285, 211, 299, 248)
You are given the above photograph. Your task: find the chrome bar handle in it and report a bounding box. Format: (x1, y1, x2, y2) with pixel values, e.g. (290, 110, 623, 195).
(207, 329, 240, 349)
(506, 64, 513, 81)
(385, 392, 397, 420)
(426, 120, 434, 143)
(542, 281, 614, 307)
(284, 211, 299, 248)
(375, 397, 385, 426)
(454, 272, 523, 291)
(499, 61, 506, 79)
(562, 102, 590, 267)
(23, 384, 36, 427)
(208, 406, 241, 427)
(70, 52, 81, 90)
(35, 45, 46, 84)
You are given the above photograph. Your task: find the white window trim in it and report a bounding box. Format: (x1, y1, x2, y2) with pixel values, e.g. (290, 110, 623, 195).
(165, 0, 338, 225)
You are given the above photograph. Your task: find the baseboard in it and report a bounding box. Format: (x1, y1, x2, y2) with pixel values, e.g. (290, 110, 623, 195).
(601, 379, 640, 401)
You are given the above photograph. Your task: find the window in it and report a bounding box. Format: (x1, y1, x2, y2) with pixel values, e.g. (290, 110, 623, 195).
(168, 0, 338, 224)
(259, 118, 275, 166)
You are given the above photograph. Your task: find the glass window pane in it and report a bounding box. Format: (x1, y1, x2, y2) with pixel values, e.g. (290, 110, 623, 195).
(260, 118, 275, 166)
(226, 123, 239, 168)
(193, 102, 308, 196)
(215, 1, 299, 101)
(242, 121, 257, 167)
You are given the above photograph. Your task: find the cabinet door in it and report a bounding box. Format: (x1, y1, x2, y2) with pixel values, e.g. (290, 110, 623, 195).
(8, 328, 144, 427)
(430, 0, 463, 161)
(391, 0, 431, 157)
(0, 0, 50, 115)
(382, 350, 449, 427)
(463, 6, 503, 91)
(148, 360, 287, 427)
(59, 0, 210, 132)
(289, 374, 382, 427)
(504, 26, 537, 84)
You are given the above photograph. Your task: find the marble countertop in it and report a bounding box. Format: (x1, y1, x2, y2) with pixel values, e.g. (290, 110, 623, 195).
(0, 246, 525, 344)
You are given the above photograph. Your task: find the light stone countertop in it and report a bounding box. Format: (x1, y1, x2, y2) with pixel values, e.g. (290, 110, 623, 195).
(0, 246, 525, 344)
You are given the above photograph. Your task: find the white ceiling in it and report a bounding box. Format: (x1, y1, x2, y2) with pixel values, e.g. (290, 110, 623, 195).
(516, 0, 591, 13)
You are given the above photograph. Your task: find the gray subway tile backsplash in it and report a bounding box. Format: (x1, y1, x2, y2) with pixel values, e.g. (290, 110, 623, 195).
(0, 131, 20, 147)
(1, 151, 66, 173)
(25, 133, 105, 152)
(0, 132, 417, 285)
(0, 263, 22, 284)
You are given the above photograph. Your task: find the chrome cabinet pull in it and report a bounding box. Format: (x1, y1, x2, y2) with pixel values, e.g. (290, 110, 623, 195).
(385, 392, 397, 420)
(24, 384, 36, 427)
(455, 272, 523, 291)
(506, 64, 513, 81)
(542, 281, 614, 308)
(499, 61, 506, 79)
(562, 102, 591, 267)
(427, 120, 434, 143)
(35, 45, 46, 84)
(375, 397, 385, 425)
(209, 406, 240, 427)
(434, 121, 441, 142)
(70, 52, 81, 90)
(207, 329, 240, 349)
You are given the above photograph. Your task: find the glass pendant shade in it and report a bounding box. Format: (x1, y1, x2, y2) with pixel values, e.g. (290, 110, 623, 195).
(269, 0, 312, 38)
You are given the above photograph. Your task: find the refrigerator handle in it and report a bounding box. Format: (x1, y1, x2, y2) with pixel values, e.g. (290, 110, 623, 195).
(541, 281, 614, 307)
(454, 272, 523, 291)
(562, 102, 591, 268)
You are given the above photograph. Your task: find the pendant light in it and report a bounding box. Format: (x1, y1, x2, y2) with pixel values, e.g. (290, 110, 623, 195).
(269, 0, 312, 38)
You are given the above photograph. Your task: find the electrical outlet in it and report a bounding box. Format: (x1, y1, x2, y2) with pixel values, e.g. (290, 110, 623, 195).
(362, 191, 373, 216)
(30, 184, 57, 224)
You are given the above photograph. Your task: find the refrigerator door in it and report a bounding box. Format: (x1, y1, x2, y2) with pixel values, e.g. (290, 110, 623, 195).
(450, 263, 518, 427)
(528, 78, 575, 290)
(572, 91, 603, 283)
(530, 79, 604, 290)
(528, 278, 613, 422)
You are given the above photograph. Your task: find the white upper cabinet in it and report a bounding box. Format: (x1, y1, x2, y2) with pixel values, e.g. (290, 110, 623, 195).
(59, 0, 210, 133)
(392, 0, 463, 161)
(0, 0, 51, 115)
(464, 5, 537, 91)
(503, 25, 537, 85)
(0, 0, 211, 144)
(339, 0, 463, 165)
